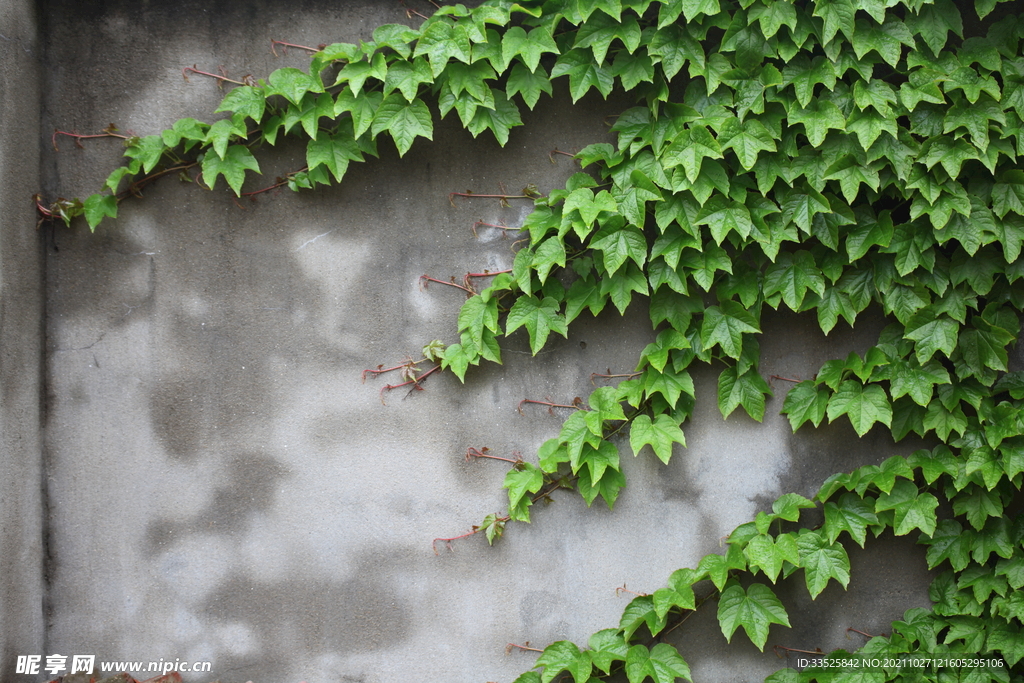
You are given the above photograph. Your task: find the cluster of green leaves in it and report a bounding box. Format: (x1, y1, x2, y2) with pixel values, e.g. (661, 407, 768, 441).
(56, 0, 1024, 679)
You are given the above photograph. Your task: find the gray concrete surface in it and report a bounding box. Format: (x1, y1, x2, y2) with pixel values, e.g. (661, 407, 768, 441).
(0, 0, 46, 674)
(1, 1, 938, 681)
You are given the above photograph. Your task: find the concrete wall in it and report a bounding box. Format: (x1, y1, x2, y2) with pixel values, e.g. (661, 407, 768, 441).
(0, 0, 46, 673)
(2, 1, 937, 682)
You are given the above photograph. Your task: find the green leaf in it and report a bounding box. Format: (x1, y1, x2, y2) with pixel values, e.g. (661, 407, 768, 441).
(717, 117, 777, 171)
(826, 380, 892, 437)
(660, 125, 723, 184)
(745, 533, 800, 582)
(588, 629, 629, 674)
(505, 295, 568, 355)
(782, 381, 831, 431)
(574, 14, 642, 66)
(82, 194, 118, 231)
(875, 479, 939, 536)
(551, 49, 616, 102)
(789, 100, 846, 148)
(763, 250, 826, 311)
(536, 641, 592, 683)
(701, 301, 761, 359)
(625, 643, 692, 683)
(851, 17, 915, 67)
(506, 62, 554, 109)
(215, 85, 267, 122)
(904, 312, 959, 364)
(717, 582, 791, 650)
(590, 226, 647, 274)
(717, 366, 772, 421)
(796, 529, 851, 598)
(620, 595, 668, 640)
(653, 568, 699, 619)
(267, 67, 323, 106)
(629, 413, 685, 464)
(414, 19, 472, 77)
(370, 94, 433, 156)
(383, 58, 434, 102)
(502, 26, 560, 73)
(466, 90, 522, 146)
(201, 144, 260, 195)
(306, 131, 364, 182)
(920, 519, 973, 571)
(824, 492, 878, 548)
(504, 463, 544, 513)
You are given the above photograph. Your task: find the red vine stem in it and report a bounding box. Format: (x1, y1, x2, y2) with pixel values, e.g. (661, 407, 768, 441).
(419, 275, 474, 295)
(472, 221, 518, 237)
(517, 398, 584, 415)
(432, 515, 510, 553)
(615, 584, 649, 597)
(242, 167, 309, 197)
(769, 374, 801, 383)
(591, 371, 641, 384)
(773, 645, 825, 657)
(846, 628, 880, 638)
(270, 39, 319, 55)
(548, 148, 576, 162)
(182, 65, 246, 86)
(465, 447, 521, 465)
(506, 643, 543, 654)
(379, 364, 440, 404)
(361, 358, 428, 382)
(52, 128, 128, 152)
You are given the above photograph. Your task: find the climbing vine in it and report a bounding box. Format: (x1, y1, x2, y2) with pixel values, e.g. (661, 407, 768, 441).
(39, 0, 1024, 680)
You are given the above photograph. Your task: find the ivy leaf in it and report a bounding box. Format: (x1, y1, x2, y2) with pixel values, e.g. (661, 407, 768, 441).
(763, 250, 826, 311)
(467, 90, 523, 146)
(850, 17, 916, 67)
(874, 479, 939, 536)
(789, 100, 846, 148)
(745, 533, 800, 582)
(505, 295, 568, 355)
(717, 366, 772, 421)
(716, 117, 777, 171)
(920, 518, 973, 571)
(694, 195, 753, 245)
(590, 226, 648, 274)
(701, 301, 761, 359)
(824, 492, 878, 548)
(625, 643, 692, 683)
(215, 85, 267, 122)
(629, 413, 685, 464)
(782, 381, 830, 431)
(370, 94, 433, 156)
(717, 582, 791, 651)
(82, 194, 118, 231)
(904, 311, 959, 364)
(414, 19, 472, 77)
(573, 14, 642, 66)
(506, 62, 554, 109)
(505, 463, 544, 516)
(797, 529, 851, 598)
(620, 595, 668, 640)
(660, 125, 723, 184)
(502, 26, 560, 73)
(535, 641, 592, 683)
(383, 58, 434, 103)
(551, 49, 616, 102)
(267, 67, 323, 106)
(813, 0, 856, 44)
(306, 131, 364, 183)
(782, 55, 838, 108)
(826, 380, 892, 437)
(588, 629, 629, 675)
(653, 568, 699, 619)
(201, 144, 260, 195)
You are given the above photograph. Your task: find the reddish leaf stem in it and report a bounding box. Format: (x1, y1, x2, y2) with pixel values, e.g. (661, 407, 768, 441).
(769, 374, 801, 383)
(472, 220, 519, 237)
(615, 583, 649, 597)
(419, 274, 474, 295)
(379, 364, 440, 404)
(773, 645, 825, 657)
(548, 148, 576, 162)
(432, 514, 510, 554)
(182, 65, 246, 86)
(506, 643, 543, 654)
(465, 269, 512, 279)
(517, 397, 584, 415)
(591, 371, 641, 384)
(242, 167, 309, 197)
(270, 39, 320, 55)
(52, 127, 128, 152)
(465, 447, 521, 465)
(361, 358, 428, 382)
(846, 628, 880, 638)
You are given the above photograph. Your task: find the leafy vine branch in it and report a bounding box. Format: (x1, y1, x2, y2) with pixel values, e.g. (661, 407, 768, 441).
(43, 0, 1024, 680)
